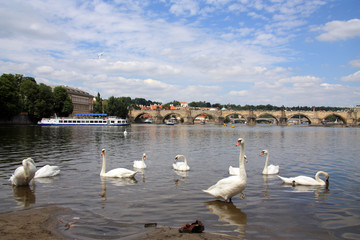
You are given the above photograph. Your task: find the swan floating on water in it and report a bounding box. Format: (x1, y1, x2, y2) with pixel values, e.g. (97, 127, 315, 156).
(278, 171, 329, 187)
(260, 150, 279, 175)
(133, 153, 147, 169)
(173, 155, 190, 171)
(35, 165, 60, 178)
(229, 155, 247, 175)
(9, 158, 37, 186)
(203, 138, 247, 202)
(100, 149, 137, 178)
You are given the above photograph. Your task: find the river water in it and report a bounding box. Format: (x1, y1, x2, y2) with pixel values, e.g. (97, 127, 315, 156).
(0, 124, 359, 239)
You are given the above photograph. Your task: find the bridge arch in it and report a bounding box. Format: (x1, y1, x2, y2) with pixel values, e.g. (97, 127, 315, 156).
(287, 113, 312, 125)
(223, 112, 247, 124)
(192, 112, 216, 124)
(133, 112, 154, 123)
(323, 113, 347, 125)
(256, 113, 279, 125)
(162, 112, 183, 123)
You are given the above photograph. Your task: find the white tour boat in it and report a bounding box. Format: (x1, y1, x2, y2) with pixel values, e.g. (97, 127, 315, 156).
(38, 114, 131, 126)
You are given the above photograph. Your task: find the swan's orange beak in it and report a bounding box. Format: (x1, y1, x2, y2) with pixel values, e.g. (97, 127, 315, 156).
(259, 152, 265, 156)
(101, 152, 104, 156)
(236, 140, 241, 146)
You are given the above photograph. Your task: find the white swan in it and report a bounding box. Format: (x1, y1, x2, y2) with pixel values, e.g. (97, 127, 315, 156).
(203, 138, 247, 202)
(173, 155, 190, 171)
(35, 165, 60, 178)
(100, 149, 137, 178)
(260, 150, 279, 175)
(9, 158, 37, 186)
(133, 153, 147, 169)
(278, 171, 329, 187)
(229, 155, 247, 175)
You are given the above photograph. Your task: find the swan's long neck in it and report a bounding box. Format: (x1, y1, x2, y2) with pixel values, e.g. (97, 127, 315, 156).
(101, 153, 106, 175)
(263, 152, 269, 173)
(239, 143, 246, 177)
(315, 171, 327, 184)
(23, 161, 30, 179)
(183, 156, 187, 166)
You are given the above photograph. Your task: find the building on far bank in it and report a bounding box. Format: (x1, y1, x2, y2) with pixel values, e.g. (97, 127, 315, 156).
(63, 86, 94, 115)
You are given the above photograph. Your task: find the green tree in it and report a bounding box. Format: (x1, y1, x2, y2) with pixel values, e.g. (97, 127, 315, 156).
(93, 92, 103, 113)
(107, 96, 129, 118)
(20, 78, 39, 118)
(0, 73, 22, 119)
(53, 86, 73, 117)
(34, 83, 54, 120)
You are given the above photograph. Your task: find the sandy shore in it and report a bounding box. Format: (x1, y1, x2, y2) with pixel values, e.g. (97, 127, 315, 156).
(0, 206, 70, 240)
(0, 206, 240, 240)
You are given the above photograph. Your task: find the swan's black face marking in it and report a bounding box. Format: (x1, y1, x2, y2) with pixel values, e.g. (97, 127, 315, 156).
(101, 149, 105, 155)
(174, 156, 178, 162)
(326, 177, 330, 188)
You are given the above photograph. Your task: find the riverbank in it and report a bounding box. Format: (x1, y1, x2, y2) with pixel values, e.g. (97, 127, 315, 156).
(0, 206, 240, 240)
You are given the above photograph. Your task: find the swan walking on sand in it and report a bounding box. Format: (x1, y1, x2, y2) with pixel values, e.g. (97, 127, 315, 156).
(260, 150, 279, 175)
(9, 158, 37, 186)
(203, 138, 247, 202)
(278, 171, 329, 187)
(133, 153, 147, 169)
(100, 149, 137, 178)
(35, 165, 60, 178)
(173, 155, 190, 171)
(229, 155, 247, 175)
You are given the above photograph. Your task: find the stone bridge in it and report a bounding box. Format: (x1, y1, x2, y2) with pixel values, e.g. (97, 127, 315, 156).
(129, 109, 359, 126)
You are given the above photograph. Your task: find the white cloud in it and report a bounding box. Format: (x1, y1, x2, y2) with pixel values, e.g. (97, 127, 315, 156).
(349, 59, 360, 68)
(228, 90, 248, 96)
(169, 0, 199, 16)
(316, 19, 360, 42)
(34, 66, 54, 74)
(341, 71, 360, 82)
(278, 76, 323, 85)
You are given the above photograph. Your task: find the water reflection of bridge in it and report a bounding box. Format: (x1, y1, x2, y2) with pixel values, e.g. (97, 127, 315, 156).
(129, 109, 359, 126)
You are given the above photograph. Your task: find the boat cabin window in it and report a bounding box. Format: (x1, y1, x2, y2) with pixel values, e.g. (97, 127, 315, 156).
(59, 120, 63, 123)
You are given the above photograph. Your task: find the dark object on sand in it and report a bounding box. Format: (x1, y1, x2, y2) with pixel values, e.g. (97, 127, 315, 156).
(144, 223, 157, 228)
(178, 220, 204, 233)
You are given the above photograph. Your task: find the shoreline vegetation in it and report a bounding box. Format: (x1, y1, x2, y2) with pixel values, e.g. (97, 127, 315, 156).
(1, 73, 354, 126)
(0, 206, 240, 240)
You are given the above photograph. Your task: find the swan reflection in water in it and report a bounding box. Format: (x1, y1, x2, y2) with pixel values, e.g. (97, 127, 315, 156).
(100, 177, 138, 201)
(135, 168, 146, 183)
(173, 170, 188, 186)
(12, 185, 36, 208)
(280, 183, 329, 201)
(262, 175, 278, 199)
(205, 200, 247, 238)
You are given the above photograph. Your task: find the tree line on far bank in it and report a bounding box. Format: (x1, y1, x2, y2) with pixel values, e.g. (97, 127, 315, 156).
(1, 73, 351, 124)
(0, 73, 73, 123)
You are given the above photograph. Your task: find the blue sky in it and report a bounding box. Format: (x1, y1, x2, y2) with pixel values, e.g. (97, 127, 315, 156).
(0, 0, 359, 107)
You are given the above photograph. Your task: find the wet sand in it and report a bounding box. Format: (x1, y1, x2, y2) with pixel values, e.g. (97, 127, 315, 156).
(0, 206, 240, 240)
